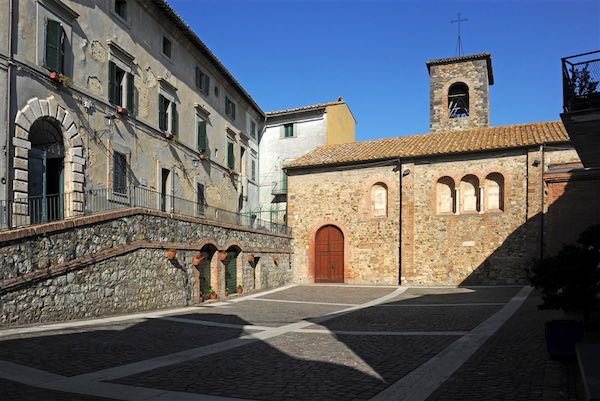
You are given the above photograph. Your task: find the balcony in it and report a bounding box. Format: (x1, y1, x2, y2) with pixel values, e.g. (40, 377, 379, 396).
(561, 50, 600, 167)
(271, 180, 287, 196)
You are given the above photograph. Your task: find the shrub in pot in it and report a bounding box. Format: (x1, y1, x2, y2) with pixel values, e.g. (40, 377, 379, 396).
(236, 284, 243, 294)
(527, 224, 600, 358)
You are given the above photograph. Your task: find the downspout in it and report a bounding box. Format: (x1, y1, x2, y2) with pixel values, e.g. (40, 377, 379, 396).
(539, 144, 545, 260)
(5, 0, 16, 219)
(398, 157, 402, 286)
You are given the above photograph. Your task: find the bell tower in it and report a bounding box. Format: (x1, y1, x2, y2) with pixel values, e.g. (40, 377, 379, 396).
(427, 53, 494, 132)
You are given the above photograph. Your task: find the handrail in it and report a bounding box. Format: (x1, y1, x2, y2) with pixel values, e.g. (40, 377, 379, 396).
(0, 185, 291, 235)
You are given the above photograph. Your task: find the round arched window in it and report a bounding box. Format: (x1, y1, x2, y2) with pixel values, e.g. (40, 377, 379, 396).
(448, 82, 469, 118)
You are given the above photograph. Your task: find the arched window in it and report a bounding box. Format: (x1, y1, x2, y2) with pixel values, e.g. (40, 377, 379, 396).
(436, 177, 455, 214)
(371, 183, 387, 217)
(448, 82, 469, 118)
(485, 173, 505, 211)
(461, 175, 480, 212)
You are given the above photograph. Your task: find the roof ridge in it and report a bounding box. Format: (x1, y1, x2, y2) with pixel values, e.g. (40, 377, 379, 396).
(266, 100, 346, 116)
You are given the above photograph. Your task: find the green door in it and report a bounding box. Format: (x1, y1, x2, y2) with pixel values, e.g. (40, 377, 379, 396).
(225, 251, 238, 293)
(199, 259, 211, 295)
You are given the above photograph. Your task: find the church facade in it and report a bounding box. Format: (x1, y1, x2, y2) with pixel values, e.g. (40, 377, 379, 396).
(286, 53, 583, 286)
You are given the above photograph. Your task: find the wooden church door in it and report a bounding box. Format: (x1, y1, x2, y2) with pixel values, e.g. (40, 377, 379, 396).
(315, 225, 344, 283)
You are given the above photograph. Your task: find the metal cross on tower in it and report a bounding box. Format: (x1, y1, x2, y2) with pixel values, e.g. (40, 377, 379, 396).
(451, 13, 468, 56)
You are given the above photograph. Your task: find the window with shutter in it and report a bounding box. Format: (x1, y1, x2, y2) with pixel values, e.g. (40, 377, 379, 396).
(227, 142, 235, 169)
(171, 102, 178, 135)
(284, 123, 294, 138)
(45, 19, 64, 73)
(108, 61, 116, 104)
(197, 183, 205, 215)
(126, 73, 134, 112)
(251, 159, 256, 181)
(197, 120, 207, 152)
(159, 95, 169, 131)
(225, 97, 236, 120)
(113, 151, 127, 194)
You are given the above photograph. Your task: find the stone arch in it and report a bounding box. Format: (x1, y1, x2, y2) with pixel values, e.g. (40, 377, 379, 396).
(436, 176, 456, 214)
(485, 172, 505, 212)
(194, 242, 218, 302)
(460, 174, 480, 213)
(370, 183, 388, 217)
(448, 82, 469, 118)
(13, 96, 85, 225)
(223, 244, 242, 296)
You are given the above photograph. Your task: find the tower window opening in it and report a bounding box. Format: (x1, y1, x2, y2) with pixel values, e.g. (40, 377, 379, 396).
(448, 82, 469, 118)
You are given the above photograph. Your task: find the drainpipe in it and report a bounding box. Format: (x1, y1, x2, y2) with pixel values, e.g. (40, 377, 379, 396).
(397, 157, 402, 286)
(539, 144, 545, 260)
(5, 0, 16, 218)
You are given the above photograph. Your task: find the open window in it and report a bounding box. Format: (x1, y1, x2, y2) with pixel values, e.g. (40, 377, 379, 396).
(448, 82, 469, 118)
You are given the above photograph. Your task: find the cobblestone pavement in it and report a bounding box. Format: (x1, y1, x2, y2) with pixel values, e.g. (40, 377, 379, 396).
(0, 285, 581, 401)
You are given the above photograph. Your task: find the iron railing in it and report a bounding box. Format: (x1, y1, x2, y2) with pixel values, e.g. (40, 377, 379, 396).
(562, 50, 600, 112)
(0, 185, 291, 235)
(271, 180, 287, 195)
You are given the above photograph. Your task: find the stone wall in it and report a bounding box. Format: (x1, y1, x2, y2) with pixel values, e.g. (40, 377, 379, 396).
(0, 209, 292, 327)
(288, 165, 400, 285)
(405, 152, 532, 285)
(287, 147, 584, 287)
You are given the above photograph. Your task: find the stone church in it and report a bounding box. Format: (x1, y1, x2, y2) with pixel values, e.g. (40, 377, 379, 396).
(286, 53, 586, 286)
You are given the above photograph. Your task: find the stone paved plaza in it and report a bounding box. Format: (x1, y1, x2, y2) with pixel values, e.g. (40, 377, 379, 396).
(0, 285, 580, 400)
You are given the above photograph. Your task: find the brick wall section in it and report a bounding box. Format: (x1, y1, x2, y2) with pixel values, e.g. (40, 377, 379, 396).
(0, 210, 292, 327)
(288, 165, 401, 285)
(429, 59, 490, 132)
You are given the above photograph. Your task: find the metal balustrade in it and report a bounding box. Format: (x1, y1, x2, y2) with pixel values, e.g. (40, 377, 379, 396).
(0, 186, 291, 235)
(562, 50, 600, 112)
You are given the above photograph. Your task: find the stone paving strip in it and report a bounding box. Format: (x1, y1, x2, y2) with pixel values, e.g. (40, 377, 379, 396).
(368, 285, 533, 401)
(0, 284, 297, 339)
(0, 286, 405, 401)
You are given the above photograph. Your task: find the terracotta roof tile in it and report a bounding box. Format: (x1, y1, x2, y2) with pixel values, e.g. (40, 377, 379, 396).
(285, 121, 569, 169)
(266, 100, 346, 117)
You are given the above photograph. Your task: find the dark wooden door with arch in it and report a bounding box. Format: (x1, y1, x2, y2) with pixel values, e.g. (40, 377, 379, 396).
(315, 225, 344, 283)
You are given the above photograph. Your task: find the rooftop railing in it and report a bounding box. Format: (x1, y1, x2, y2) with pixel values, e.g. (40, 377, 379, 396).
(562, 50, 600, 112)
(0, 185, 291, 236)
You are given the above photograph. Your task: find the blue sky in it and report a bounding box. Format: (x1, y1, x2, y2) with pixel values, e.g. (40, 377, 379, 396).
(168, 0, 600, 141)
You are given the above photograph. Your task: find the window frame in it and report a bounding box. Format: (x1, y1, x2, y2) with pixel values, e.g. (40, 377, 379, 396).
(283, 123, 294, 138)
(158, 93, 177, 135)
(225, 96, 236, 121)
(162, 36, 172, 59)
(197, 117, 208, 153)
(371, 183, 388, 218)
(227, 141, 235, 170)
(114, 0, 128, 21)
(112, 151, 128, 195)
(436, 176, 456, 215)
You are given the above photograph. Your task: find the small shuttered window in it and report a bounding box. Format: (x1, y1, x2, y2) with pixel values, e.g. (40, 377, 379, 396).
(108, 61, 133, 110)
(158, 95, 169, 131)
(195, 67, 209, 95)
(284, 123, 294, 138)
(197, 120, 207, 152)
(45, 19, 65, 74)
(227, 142, 235, 169)
(113, 151, 127, 194)
(225, 96, 236, 120)
(171, 102, 178, 135)
(251, 159, 256, 181)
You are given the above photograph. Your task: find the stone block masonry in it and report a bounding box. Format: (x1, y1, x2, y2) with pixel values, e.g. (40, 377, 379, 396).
(0, 209, 292, 327)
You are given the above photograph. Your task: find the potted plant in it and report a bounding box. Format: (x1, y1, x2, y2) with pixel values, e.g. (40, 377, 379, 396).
(271, 255, 279, 265)
(198, 293, 204, 303)
(218, 251, 228, 261)
(166, 248, 177, 260)
(116, 106, 128, 115)
(206, 288, 217, 300)
(236, 284, 243, 295)
(164, 131, 174, 140)
(49, 71, 72, 87)
(247, 254, 254, 263)
(225, 289, 230, 297)
(192, 253, 206, 266)
(527, 224, 600, 358)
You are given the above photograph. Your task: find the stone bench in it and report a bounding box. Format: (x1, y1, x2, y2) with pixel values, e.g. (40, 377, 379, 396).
(577, 344, 600, 401)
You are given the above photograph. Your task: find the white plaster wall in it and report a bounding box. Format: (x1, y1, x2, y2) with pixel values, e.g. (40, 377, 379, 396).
(258, 114, 328, 212)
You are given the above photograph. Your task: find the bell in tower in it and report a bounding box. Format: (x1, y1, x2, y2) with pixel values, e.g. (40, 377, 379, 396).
(427, 53, 494, 132)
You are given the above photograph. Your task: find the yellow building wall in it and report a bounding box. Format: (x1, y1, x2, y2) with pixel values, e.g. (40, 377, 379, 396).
(326, 103, 356, 145)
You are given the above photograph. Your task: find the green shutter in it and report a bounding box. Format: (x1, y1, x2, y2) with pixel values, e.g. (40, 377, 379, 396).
(45, 19, 63, 73)
(126, 73, 134, 111)
(108, 62, 116, 104)
(197, 120, 207, 151)
(171, 102, 178, 134)
(203, 75, 210, 95)
(158, 95, 166, 131)
(227, 142, 235, 169)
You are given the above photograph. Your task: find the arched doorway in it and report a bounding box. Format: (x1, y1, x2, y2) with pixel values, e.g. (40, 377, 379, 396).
(315, 225, 344, 283)
(195, 244, 217, 300)
(28, 117, 64, 224)
(225, 246, 240, 294)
